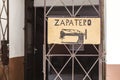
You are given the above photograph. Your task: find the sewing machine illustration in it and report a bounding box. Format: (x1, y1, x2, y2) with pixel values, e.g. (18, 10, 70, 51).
(60, 29, 87, 44)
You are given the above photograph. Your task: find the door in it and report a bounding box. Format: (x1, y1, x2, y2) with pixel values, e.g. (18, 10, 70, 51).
(24, 1, 44, 79)
(24, 0, 34, 79)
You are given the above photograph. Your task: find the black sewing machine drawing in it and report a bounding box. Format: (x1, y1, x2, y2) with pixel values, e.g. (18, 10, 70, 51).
(60, 29, 87, 44)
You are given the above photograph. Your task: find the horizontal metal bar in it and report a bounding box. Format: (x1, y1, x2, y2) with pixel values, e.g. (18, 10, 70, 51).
(46, 54, 99, 57)
(0, 18, 7, 20)
(76, 54, 99, 56)
(46, 54, 71, 56)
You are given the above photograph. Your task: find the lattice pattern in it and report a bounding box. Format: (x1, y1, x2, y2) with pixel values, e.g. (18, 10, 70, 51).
(43, 0, 103, 80)
(0, 0, 8, 41)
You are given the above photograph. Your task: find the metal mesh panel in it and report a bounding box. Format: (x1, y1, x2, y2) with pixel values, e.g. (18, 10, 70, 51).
(43, 0, 104, 80)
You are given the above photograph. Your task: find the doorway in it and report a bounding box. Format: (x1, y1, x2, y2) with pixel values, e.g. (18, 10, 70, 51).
(25, 0, 105, 80)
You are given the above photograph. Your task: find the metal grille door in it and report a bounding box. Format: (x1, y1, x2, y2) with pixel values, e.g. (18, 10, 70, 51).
(0, 0, 8, 42)
(43, 0, 105, 80)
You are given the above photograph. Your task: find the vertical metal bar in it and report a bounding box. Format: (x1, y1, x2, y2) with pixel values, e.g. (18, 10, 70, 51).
(7, 0, 9, 79)
(72, 0, 74, 17)
(99, 0, 104, 80)
(72, 44, 74, 80)
(43, 0, 46, 80)
(7, 0, 9, 43)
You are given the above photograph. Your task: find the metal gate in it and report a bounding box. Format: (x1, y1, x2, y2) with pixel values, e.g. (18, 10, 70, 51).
(0, 0, 9, 80)
(43, 0, 105, 80)
(0, 0, 9, 43)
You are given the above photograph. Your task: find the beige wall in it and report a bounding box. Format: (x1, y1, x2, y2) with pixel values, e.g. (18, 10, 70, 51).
(106, 65, 120, 80)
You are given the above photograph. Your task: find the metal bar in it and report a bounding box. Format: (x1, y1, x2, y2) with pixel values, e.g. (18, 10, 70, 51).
(59, 0, 72, 16)
(3, 0, 7, 16)
(0, 18, 7, 20)
(46, 54, 71, 56)
(46, 0, 61, 16)
(75, 57, 92, 80)
(64, 44, 72, 55)
(3, 0, 9, 38)
(43, 0, 47, 80)
(46, 57, 63, 80)
(0, 1, 4, 16)
(76, 54, 99, 56)
(54, 57, 72, 80)
(88, 0, 100, 16)
(46, 54, 99, 57)
(7, 0, 9, 43)
(0, 19, 4, 37)
(72, 57, 74, 80)
(46, 0, 59, 16)
(46, 6, 54, 16)
(83, 57, 99, 80)
(72, 0, 74, 17)
(75, 1, 86, 16)
(99, 0, 105, 80)
(75, 44, 83, 54)
(72, 44, 74, 80)
(47, 44, 55, 55)
(93, 44, 100, 54)
(0, 1, 4, 38)
(3, 23, 8, 39)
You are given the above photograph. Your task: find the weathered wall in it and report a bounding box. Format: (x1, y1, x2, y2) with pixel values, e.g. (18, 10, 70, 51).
(9, 0, 25, 80)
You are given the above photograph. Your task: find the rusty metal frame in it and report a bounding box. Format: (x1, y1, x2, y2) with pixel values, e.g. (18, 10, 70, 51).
(0, 0, 9, 80)
(0, 0, 9, 41)
(43, 0, 104, 80)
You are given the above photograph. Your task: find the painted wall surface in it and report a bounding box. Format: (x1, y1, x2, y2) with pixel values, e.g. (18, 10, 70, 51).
(34, 0, 99, 7)
(106, 0, 120, 64)
(9, 0, 24, 58)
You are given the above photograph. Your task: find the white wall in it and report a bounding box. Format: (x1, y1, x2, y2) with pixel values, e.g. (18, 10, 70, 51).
(9, 0, 24, 58)
(106, 0, 120, 64)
